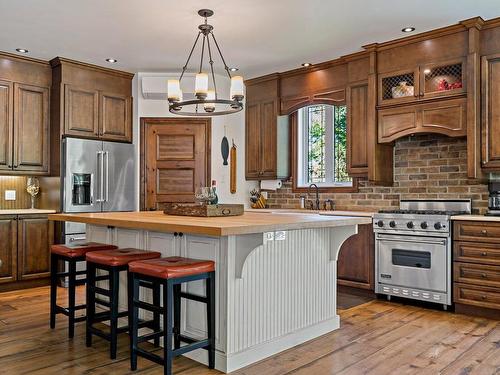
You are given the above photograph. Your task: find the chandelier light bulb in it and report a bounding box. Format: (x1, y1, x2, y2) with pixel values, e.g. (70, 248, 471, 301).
(167, 79, 181, 102)
(204, 90, 216, 112)
(230, 76, 244, 100)
(195, 73, 209, 99)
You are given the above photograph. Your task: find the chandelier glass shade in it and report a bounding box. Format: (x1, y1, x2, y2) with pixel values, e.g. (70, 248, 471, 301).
(167, 9, 244, 116)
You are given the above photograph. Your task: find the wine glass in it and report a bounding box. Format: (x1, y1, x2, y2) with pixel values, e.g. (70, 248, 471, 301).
(26, 177, 40, 209)
(195, 187, 215, 205)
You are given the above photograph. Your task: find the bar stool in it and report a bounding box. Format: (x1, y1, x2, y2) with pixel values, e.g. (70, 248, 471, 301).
(50, 242, 118, 338)
(85, 248, 161, 359)
(128, 257, 216, 375)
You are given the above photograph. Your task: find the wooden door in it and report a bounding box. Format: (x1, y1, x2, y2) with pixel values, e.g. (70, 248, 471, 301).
(482, 54, 500, 170)
(245, 102, 262, 179)
(260, 99, 278, 178)
(64, 84, 99, 137)
(347, 83, 368, 175)
(142, 118, 211, 210)
(13, 83, 49, 174)
(0, 80, 13, 171)
(337, 223, 374, 290)
(100, 92, 132, 142)
(0, 216, 17, 284)
(17, 215, 53, 280)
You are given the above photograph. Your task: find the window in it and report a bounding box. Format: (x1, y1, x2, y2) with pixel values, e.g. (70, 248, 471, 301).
(296, 104, 352, 188)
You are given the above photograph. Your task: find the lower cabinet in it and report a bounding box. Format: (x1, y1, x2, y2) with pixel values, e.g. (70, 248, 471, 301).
(337, 223, 374, 290)
(0, 214, 54, 288)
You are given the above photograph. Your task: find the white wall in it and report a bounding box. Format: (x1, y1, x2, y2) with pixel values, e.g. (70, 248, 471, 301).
(132, 72, 258, 210)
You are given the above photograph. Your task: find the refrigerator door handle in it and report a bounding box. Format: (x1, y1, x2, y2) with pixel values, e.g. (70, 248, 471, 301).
(105, 151, 109, 202)
(96, 151, 104, 203)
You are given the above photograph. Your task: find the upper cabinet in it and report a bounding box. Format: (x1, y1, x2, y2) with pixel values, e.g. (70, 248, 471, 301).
(481, 53, 500, 170)
(0, 53, 51, 175)
(346, 82, 369, 175)
(51, 57, 134, 143)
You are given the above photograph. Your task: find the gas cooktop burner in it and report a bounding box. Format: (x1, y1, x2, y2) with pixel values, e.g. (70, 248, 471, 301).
(378, 209, 467, 215)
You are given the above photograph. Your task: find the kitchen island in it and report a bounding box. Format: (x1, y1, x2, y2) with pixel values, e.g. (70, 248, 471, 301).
(49, 211, 371, 373)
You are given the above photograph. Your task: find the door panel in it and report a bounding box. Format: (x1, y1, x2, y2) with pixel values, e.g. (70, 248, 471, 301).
(13, 83, 49, 173)
(17, 216, 53, 280)
(0, 217, 17, 283)
(482, 54, 500, 169)
(0, 80, 13, 171)
(100, 92, 132, 142)
(144, 119, 210, 209)
(420, 98, 466, 136)
(347, 83, 368, 175)
(64, 84, 99, 137)
(378, 106, 417, 143)
(245, 102, 261, 179)
(260, 100, 278, 177)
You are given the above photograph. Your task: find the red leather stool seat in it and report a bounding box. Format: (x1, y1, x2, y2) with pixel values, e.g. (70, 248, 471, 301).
(86, 248, 161, 266)
(129, 257, 215, 279)
(51, 242, 118, 258)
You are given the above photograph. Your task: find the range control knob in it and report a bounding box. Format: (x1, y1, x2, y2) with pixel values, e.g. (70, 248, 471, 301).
(376, 220, 384, 228)
(407, 221, 414, 229)
(434, 222, 443, 230)
(420, 222, 428, 229)
(389, 221, 396, 228)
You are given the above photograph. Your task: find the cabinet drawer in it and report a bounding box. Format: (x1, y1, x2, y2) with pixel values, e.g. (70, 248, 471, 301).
(454, 262, 500, 288)
(454, 283, 500, 310)
(453, 242, 500, 265)
(454, 221, 500, 243)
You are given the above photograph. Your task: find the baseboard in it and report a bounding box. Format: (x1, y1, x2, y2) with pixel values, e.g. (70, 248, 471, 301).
(0, 278, 50, 293)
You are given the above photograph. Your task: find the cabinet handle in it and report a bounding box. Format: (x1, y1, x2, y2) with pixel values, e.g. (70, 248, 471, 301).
(174, 232, 178, 237)
(481, 252, 488, 256)
(13, 165, 18, 169)
(420, 92, 424, 97)
(481, 273, 487, 279)
(481, 230, 488, 235)
(0, 258, 3, 269)
(179, 232, 183, 237)
(481, 295, 487, 300)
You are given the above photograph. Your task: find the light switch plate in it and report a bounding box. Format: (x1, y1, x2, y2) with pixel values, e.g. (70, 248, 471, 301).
(5, 190, 16, 201)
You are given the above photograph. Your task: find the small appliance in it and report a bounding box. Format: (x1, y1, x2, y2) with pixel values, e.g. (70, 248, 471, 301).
(487, 181, 500, 216)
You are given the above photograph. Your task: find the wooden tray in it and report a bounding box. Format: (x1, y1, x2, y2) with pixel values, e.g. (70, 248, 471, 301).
(164, 203, 244, 217)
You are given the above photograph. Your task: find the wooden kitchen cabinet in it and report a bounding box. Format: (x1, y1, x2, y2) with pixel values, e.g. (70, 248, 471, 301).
(337, 223, 374, 290)
(347, 82, 369, 175)
(378, 98, 466, 143)
(481, 53, 500, 170)
(0, 216, 17, 284)
(100, 91, 132, 142)
(0, 80, 13, 172)
(64, 84, 99, 137)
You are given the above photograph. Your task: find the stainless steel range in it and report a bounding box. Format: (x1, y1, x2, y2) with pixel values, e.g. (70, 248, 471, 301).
(373, 199, 471, 309)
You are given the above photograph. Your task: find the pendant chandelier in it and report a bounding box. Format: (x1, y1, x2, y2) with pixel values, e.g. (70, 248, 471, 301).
(167, 9, 244, 116)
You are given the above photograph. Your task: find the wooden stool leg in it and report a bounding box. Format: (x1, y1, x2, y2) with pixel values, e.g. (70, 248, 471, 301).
(130, 274, 140, 371)
(173, 284, 181, 349)
(86, 262, 96, 347)
(206, 272, 216, 369)
(163, 280, 174, 375)
(153, 281, 161, 347)
(49, 254, 59, 329)
(68, 259, 77, 338)
(110, 267, 120, 359)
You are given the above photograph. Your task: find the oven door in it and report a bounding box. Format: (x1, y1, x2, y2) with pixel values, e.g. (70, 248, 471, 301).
(376, 234, 448, 292)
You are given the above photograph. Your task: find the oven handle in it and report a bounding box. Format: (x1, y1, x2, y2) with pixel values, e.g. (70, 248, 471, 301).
(376, 234, 446, 246)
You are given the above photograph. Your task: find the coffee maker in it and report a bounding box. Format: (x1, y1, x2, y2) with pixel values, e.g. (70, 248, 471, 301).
(487, 181, 500, 216)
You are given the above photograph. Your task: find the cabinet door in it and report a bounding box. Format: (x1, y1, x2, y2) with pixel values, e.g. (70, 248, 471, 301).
(420, 98, 466, 137)
(337, 223, 374, 290)
(378, 106, 417, 143)
(99, 92, 132, 142)
(260, 99, 278, 178)
(378, 68, 419, 106)
(0, 216, 17, 284)
(347, 83, 368, 175)
(0, 80, 13, 171)
(420, 59, 466, 99)
(64, 84, 99, 137)
(482, 54, 500, 170)
(245, 102, 262, 179)
(13, 83, 50, 174)
(17, 215, 54, 280)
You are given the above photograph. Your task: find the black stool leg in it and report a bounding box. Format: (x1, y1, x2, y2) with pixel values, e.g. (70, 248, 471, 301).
(86, 262, 96, 347)
(153, 281, 161, 347)
(130, 274, 140, 371)
(164, 280, 174, 375)
(68, 259, 77, 338)
(110, 267, 120, 359)
(49, 254, 59, 329)
(206, 272, 216, 369)
(173, 283, 181, 349)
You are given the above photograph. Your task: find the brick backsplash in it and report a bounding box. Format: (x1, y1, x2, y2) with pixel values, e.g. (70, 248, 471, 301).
(266, 135, 489, 214)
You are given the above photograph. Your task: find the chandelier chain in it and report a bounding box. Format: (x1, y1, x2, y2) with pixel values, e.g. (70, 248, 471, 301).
(210, 32, 232, 79)
(180, 31, 202, 81)
(206, 35, 218, 100)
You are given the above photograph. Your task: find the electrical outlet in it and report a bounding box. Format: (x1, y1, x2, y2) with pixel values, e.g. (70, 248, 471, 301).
(264, 232, 274, 241)
(5, 190, 16, 201)
(275, 231, 286, 241)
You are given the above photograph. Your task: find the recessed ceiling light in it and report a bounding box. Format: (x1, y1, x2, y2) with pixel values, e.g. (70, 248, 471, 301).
(402, 27, 415, 33)
(301, 63, 312, 67)
(106, 58, 117, 63)
(16, 48, 28, 53)
(229, 67, 239, 72)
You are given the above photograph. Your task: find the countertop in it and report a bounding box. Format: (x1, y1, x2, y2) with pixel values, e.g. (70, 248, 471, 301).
(451, 214, 500, 222)
(48, 211, 372, 237)
(0, 209, 57, 215)
(246, 208, 375, 217)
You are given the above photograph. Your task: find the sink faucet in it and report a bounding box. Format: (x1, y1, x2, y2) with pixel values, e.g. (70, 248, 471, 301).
(324, 199, 335, 211)
(308, 184, 320, 210)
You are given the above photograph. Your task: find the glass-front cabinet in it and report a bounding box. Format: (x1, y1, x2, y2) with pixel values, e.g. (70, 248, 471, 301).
(378, 59, 466, 106)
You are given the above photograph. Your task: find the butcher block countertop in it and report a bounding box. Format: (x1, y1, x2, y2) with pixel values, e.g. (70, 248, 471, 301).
(0, 209, 57, 215)
(49, 211, 371, 237)
(452, 214, 500, 223)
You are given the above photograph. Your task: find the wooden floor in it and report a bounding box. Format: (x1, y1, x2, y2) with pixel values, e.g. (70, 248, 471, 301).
(0, 287, 499, 374)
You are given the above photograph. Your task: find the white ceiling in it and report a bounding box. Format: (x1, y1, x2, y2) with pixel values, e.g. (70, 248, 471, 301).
(1, 0, 499, 78)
